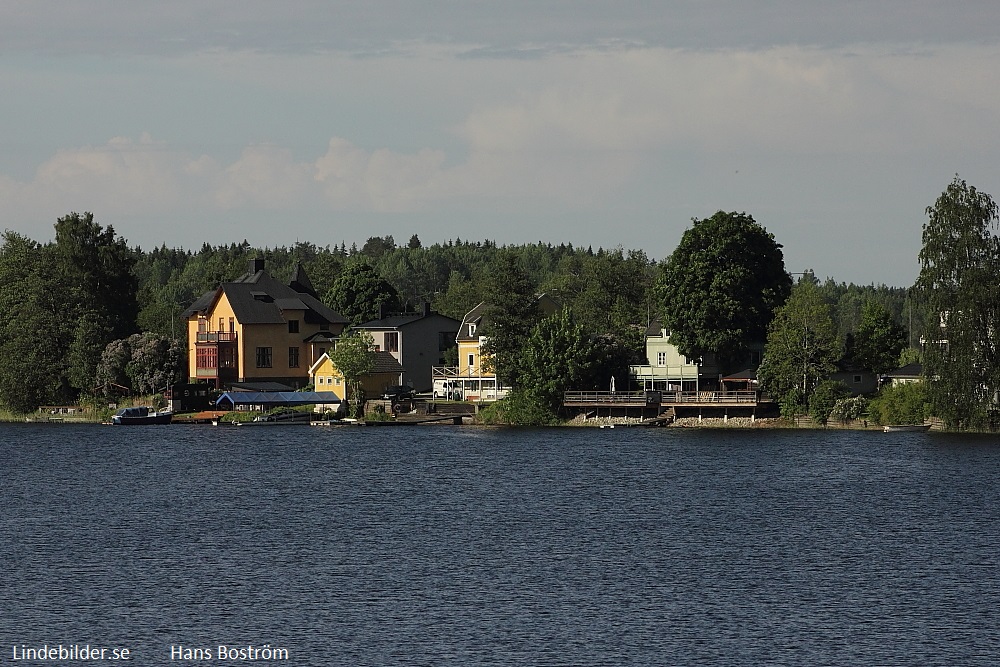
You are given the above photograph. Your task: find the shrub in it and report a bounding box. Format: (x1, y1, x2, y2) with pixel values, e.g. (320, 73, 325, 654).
(868, 382, 929, 426)
(809, 380, 852, 426)
(830, 395, 869, 423)
(477, 389, 560, 426)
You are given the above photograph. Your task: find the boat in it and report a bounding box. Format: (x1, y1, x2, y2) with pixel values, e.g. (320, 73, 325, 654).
(236, 409, 314, 426)
(883, 424, 932, 432)
(111, 406, 173, 425)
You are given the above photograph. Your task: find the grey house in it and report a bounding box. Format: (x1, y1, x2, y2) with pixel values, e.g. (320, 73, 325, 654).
(355, 304, 460, 392)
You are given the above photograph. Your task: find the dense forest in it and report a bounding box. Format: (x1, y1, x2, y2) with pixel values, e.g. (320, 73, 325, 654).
(0, 214, 919, 414)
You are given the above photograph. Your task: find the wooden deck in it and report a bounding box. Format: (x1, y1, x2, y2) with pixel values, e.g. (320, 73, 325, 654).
(563, 390, 759, 408)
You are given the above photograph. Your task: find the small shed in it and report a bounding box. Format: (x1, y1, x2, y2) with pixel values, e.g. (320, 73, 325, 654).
(721, 369, 758, 393)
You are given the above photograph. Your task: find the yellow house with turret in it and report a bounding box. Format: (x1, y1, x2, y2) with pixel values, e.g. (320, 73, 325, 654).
(184, 259, 348, 388)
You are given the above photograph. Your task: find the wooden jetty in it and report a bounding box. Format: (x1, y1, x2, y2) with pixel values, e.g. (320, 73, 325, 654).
(563, 390, 773, 422)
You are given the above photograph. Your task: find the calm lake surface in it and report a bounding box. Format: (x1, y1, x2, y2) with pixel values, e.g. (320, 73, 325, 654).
(2, 423, 999, 666)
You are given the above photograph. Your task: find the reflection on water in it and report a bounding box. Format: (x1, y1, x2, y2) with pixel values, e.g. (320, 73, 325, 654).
(2, 424, 999, 665)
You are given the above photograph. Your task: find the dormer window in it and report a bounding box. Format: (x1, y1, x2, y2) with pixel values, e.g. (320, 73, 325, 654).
(468, 323, 476, 337)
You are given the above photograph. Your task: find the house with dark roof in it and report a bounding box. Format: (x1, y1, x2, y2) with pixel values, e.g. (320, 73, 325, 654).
(884, 362, 923, 387)
(354, 303, 460, 392)
(183, 258, 348, 388)
(308, 351, 405, 402)
(440, 294, 561, 401)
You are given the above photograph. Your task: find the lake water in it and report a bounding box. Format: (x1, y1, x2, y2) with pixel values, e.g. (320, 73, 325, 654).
(2, 423, 999, 665)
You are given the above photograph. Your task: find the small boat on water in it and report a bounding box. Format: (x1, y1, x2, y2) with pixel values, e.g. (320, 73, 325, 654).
(111, 406, 173, 425)
(883, 424, 932, 432)
(236, 409, 313, 426)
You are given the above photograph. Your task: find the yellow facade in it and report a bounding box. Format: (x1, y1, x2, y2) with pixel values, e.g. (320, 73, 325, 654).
(189, 290, 340, 386)
(309, 355, 348, 401)
(309, 353, 401, 400)
(457, 338, 487, 377)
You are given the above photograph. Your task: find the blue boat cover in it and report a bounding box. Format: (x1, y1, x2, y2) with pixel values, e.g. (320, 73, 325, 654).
(216, 391, 341, 407)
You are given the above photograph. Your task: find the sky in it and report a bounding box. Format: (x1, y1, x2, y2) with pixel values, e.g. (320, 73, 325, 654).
(2, 1, 999, 286)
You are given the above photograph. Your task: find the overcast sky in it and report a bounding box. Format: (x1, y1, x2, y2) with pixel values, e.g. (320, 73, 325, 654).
(3, 1, 999, 286)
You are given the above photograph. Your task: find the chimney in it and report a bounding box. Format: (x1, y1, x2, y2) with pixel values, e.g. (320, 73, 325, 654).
(422, 301, 432, 317)
(249, 258, 265, 274)
(378, 303, 387, 320)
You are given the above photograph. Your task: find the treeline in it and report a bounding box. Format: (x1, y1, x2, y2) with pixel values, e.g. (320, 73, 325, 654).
(1, 219, 916, 414)
(135, 234, 913, 343)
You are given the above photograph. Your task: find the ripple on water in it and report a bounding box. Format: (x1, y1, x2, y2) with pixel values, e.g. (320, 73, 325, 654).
(1, 424, 999, 665)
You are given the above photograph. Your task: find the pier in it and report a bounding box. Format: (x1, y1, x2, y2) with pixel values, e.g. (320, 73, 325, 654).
(562, 390, 773, 422)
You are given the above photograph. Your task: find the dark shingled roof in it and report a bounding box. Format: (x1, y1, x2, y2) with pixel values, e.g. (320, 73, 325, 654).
(184, 263, 347, 326)
(372, 351, 405, 374)
(288, 262, 318, 298)
(886, 362, 922, 378)
(456, 302, 487, 342)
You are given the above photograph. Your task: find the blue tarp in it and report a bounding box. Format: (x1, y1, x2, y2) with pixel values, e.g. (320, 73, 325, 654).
(216, 391, 341, 408)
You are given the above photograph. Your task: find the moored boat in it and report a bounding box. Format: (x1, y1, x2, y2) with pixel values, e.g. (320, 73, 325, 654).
(236, 409, 313, 426)
(111, 406, 173, 425)
(883, 424, 932, 432)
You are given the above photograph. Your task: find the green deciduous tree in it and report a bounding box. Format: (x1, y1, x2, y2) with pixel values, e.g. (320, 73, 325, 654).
(847, 300, 908, 376)
(325, 261, 401, 326)
(915, 176, 1000, 430)
(809, 380, 851, 426)
(656, 211, 791, 370)
(758, 281, 841, 406)
(520, 308, 598, 411)
(94, 333, 185, 396)
(868, 382, 929, 426)
(0, 214, 139, 411)
(329, 330, 376, 417)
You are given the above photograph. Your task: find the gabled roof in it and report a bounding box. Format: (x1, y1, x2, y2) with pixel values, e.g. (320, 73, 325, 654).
(457, 302, 488, 342)
(183, 261, 347, 326)
(308, 351, 405, 376)
(288, 262, 318, 298)
(372, 350, 405, 374)
(356, 311, 461, 331)
(456, 293, 562, 342)
(886, 362, 922, 378)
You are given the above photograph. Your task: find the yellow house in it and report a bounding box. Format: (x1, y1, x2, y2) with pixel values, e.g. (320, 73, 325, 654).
(308, 351, 405, 401)
(440, 294, 561, 400)
(184, 259, 348, 388)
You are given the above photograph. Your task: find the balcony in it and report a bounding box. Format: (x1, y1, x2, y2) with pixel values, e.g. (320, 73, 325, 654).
(196, 331, 237, 344)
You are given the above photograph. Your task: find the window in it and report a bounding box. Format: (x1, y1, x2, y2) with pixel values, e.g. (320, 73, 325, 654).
(198, 317, 207, 333)
(229, 317, 235, 333)
(468, 354, 475, 368)
(256, 347, 272, 368)
(196, 347, 217, 368)
(289, 347, 300, 368)
(468, 323, 477, 337)
(288, 319, 299, 334)
(657, 351, 667, 366)
(385, 332, 399, 353)
(219, 317, 224, 331)
(854, 375, 862, 384)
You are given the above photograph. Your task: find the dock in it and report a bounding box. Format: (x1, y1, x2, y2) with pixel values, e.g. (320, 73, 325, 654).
(563, 390, 773, 422)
